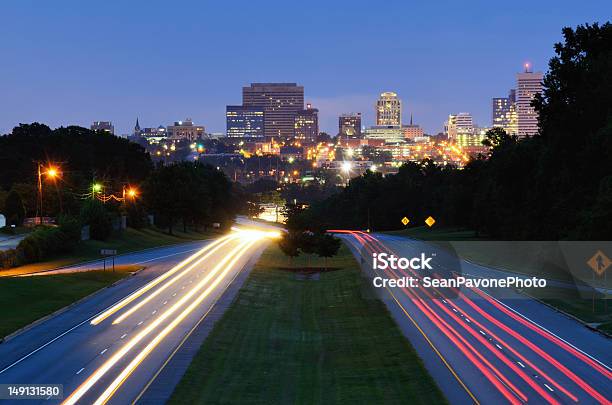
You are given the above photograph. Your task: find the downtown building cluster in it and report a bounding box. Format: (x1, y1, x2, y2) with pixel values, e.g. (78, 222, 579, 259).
(89, 65, 543, 183)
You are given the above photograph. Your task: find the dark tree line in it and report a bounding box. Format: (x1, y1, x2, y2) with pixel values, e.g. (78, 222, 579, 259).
(295, 23, 612, 240)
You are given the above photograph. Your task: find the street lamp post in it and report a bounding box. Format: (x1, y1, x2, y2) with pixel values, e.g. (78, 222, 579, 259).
(36, 163, 60, 224)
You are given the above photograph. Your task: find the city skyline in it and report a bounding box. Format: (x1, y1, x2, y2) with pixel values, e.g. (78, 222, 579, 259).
(1, 1, 610, 136)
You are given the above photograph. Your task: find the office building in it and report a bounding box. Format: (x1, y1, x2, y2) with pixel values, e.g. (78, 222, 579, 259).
(226, 105, 265, 138)
(140, 126, 167, 144)
(516, 65, 543, 137)
(492, 89, 518, 136)
(242, 83, 304, 138)
(339, 113, 362, 138)
(91, 121, 114, 134)
(445, 113, 474, 139)
(376, 92, 402, 127)
(294, 104, 319, 142)
(167, 118, 205, 141)
(364, 126, 405, 143)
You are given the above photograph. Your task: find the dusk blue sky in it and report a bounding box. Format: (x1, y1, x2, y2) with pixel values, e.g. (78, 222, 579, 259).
(1, 1, 610, 136)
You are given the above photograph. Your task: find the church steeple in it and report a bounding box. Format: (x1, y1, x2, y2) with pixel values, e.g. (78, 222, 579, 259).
(410, 113, 413, 126)
(134, 118, 141, 136)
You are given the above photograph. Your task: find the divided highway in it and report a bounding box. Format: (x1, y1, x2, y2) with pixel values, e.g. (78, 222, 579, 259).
(0, 227, 279, 405)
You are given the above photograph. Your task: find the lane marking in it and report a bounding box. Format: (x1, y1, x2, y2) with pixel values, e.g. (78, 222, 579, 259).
(76, 368, 84, 375)
(137, 321, 143, 326)
(151, 310, 157, 315)
(163, 301, 168, 305)
(544, 384, 554, 392)
(120, 334, 127, 339)
(100, 349, 108, 355)
(517, 361, 525, 368)
(479, 330, 486, 336)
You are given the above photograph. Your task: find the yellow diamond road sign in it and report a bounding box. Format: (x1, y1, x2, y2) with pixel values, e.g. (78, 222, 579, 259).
(425, 216, 436, 227)
(401, 217, 410, 226)
(587, 250, 611, 276)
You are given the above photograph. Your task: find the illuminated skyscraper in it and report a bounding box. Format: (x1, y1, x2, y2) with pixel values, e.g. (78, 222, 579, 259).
(376, 92, 402, 127)
(492, 89, 517, 135)
(226, 105, 265, 138)
(294, 104, 319, 142)
(339, 113, 362, 138)
(242, 83, 304, 138)
(516, 64, 543, 137)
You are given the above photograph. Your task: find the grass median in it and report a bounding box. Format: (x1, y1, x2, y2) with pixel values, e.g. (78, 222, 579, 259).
(170, 244, 446, 404)
(0, 265, 141, 339)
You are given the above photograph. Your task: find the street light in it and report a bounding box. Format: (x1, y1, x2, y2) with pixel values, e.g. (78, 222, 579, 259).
(37, 162, 61, 222)
(342, 161, 352, 173)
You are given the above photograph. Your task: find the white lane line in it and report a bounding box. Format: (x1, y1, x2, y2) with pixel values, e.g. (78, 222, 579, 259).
(544, 383, 554, 392)
(452, 308, 457, 312)
(163, 301, 168, 305)
(76, 367, 85, 375)
(442, 299, 447, 303)
(152, 310, 157, 315)
(172, 293, 177, 297)
(181, 286, 185, 290)
(495, 344, 503, 350)
(137, 321, 143, 326)
(465, 318, 471, 323)
(479, 289, 612, 372)
(517, 361, 525, 368)
(120, 333, 127, 339)
(479, 330, 486, 336)
(100, 349, 108, 355)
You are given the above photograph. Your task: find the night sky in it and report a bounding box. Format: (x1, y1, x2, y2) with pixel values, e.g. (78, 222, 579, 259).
(1, 0, 610, 136)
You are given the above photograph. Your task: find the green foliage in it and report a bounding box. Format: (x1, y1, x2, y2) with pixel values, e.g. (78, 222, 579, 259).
(144, 162, 236, 234)
(277, 231, 300, 259)
(14, 223, 80, 266)
(4, 190, 26, 226)
(278, 230, 341, 264)
(80, 200, 112, 241)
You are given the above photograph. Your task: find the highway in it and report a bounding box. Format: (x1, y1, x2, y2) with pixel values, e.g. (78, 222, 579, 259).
(337, 231, 611, 405)
(0, 226, 279, 405)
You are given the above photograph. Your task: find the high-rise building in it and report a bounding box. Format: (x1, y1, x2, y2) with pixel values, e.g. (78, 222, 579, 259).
(339, 113, 362, 138)
(492, 89, 518, 135)
(226, 105, 265, 138)
(294, 103, 319, 142)
(91, 121, 114, 134)
(376, 92, 402, 127)
(242, 83, 304, 138)
(167, 118, 205, 141)
(516, 65, 543, 137)
(402, 114, 424, 140)
(445, 113, 473, 139)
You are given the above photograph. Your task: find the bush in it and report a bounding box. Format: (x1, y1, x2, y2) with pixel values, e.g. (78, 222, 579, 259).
(0, 249, 18, 269)
(80, 200, 112, 240)
(11, 216, 82, 266)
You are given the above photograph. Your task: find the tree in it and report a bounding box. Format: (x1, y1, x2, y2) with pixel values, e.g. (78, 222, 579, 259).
(315, 233, 341, 270)
(278, 231, 300, 264)
(4, 190, 26, 226)
(80, 200, 112, 240)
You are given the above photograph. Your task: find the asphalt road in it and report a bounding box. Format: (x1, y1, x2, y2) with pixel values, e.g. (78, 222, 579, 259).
(0, 227, 275, 404)
(339, 231, 611, 405)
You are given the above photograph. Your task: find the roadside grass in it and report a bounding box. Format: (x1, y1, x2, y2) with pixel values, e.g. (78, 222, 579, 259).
(525, 286, 611, 334)
(0, 227, 217, 277)
(0, 265, 141, 338)
(170, 244, 446, 405)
